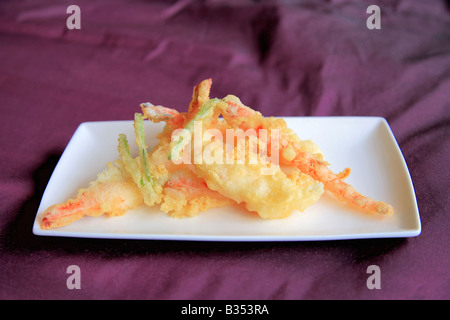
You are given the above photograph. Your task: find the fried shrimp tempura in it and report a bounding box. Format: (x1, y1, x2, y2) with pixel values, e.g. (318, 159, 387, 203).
(41, 161, 143, 230)
(219, 95, 394, 216)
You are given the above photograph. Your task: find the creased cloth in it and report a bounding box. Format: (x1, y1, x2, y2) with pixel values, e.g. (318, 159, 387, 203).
(0, 0, 449, 299)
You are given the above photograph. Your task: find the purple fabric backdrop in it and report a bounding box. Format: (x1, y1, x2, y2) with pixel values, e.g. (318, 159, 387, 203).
(0, 0, 449, 299)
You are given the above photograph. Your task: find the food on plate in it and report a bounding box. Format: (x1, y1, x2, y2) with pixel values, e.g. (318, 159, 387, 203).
(219, 95, 393, 215)
(40, 79, 393, 230)
(41, 161, 143, 230)
(117, 113, 164, 207)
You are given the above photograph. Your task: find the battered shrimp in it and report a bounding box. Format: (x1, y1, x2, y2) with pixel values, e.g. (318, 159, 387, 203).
(221, 95, 324, 160)
(292, 152, 393, 215)
(219, 95, 393, 215)
(41, 161, 143, 230)
(140, 102, 180, 123)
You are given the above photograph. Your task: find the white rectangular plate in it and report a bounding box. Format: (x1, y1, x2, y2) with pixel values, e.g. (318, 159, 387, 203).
(32, 117, 421, 241)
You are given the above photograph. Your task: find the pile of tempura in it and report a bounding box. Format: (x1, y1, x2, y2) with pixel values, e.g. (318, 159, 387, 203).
(41, 79, 393, 230)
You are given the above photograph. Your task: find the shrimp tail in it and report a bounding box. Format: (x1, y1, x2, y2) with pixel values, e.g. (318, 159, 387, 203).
(41, 195, 99, 230)
(293, 152, 393, 215)
(187, 78, 212, 119)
